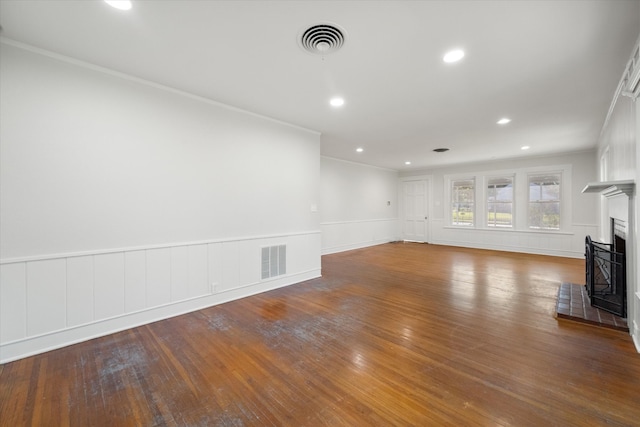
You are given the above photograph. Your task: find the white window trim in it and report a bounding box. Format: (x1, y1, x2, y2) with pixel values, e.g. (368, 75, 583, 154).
(486, 174, 516, 229)
(525, 167, 571, 232)
(447, 175, 476, 227)
(527, 172, 561, 231)
(445, 164, 572, 232)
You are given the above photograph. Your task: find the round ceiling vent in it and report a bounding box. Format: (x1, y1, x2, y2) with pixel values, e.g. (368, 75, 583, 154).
(299, 23, 346, 55)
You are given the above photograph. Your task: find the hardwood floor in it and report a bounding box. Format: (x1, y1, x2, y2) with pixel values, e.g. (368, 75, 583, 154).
(2, 242, 640, 426)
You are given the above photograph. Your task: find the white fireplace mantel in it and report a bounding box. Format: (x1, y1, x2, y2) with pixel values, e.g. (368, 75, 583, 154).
(582, 180, 635, 198)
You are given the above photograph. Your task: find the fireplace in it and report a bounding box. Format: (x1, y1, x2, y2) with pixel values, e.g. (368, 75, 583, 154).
(585, 218, 627, 318)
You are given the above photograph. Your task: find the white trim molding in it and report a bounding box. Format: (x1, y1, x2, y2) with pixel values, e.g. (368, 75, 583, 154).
(582, 180, 635, 198)
(0, 231, 321, 363)
(321, 218, 399, 255)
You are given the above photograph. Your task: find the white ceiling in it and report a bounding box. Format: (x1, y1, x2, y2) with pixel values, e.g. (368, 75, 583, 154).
(1, 0, 638, 171)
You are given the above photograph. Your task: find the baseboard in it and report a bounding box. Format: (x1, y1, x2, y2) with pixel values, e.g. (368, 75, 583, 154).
(0, 269, 320, 364)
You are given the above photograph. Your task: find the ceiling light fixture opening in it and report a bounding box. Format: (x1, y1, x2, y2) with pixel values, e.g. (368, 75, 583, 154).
(356, 147, 364, 153)
(104, 0, 132, 10)
(497, 118, 511, 125)
(443, 49, 465, 63)
(433, 148, 450, 153)
(330, 97, 345, 107)
(521, 146, 530, 150)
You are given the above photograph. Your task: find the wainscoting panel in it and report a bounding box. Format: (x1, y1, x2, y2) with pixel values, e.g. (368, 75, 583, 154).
(146, 248, 172, 307)
(207, 242, 223, 293)
(289, 232, 322, 273)
(634, 294, 640, 352)
(431, 219, 597, 258)
(0, 263, 26, 342)
(27, 259, 67, 337)
(0, 231, 321, 363)
(321, 218, 399, 255)
(94, 252, 125, 321)
(66, 256, 94, 327)
(187, 244, 209, 299)
(239, 239, 261, 287)
(124, 251, 147, 313)
(220, 241, 240, 293)
(170, 246, 190, 303)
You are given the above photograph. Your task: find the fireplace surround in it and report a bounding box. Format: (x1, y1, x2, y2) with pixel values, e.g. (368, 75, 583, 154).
(582, 180, 635, 325)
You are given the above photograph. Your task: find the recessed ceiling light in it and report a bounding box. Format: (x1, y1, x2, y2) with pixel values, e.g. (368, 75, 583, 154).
(356, 147, 363, 153)
(405, 161, 411, 165)
(497, 118, 511, 125)
(104, 0, 132, 10)
(330, 97, 345, 107)
(443, 49, 465, 63)
(521, 146, 530, 150)
(433, 148, 449, 153)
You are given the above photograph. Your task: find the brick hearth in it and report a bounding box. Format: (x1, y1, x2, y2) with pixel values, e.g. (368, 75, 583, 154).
(556, 282, 628, 332)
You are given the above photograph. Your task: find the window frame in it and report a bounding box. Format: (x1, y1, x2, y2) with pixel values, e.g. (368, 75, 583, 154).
(450, 177, 476, 227)
(486, 175, 515, 228)
(445, 165, 571, 233)
(527, 172, 562, 231)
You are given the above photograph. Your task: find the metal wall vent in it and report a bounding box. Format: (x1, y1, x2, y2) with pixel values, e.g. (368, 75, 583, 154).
(299, 24, 346, 55)
(261, 245, 286, 280)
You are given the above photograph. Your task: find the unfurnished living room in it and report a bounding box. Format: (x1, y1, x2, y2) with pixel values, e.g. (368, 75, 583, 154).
(1, 1, 640, 425)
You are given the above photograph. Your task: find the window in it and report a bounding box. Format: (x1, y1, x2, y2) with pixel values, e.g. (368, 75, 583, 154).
(528, 173, 561, 230)
(487, 177, 513, 228)
(451, 179, 475, 226)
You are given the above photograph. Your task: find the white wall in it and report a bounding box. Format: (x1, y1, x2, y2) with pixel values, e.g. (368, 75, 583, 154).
(320, 157, 399, 254)
(636, 94, 640, 351)
(590, 33, 639, 352)
(599, 95, 636, 182)
(400, 151, 599, 258)
(0, 42, 321, 362)
(596, 59, 638, 351)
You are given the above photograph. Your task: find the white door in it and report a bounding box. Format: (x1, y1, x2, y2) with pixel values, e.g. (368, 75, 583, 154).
(402, 180, 429, 242)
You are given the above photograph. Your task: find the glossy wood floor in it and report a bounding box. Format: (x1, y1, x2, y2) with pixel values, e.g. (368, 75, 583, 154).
(2, 243, 640, 426)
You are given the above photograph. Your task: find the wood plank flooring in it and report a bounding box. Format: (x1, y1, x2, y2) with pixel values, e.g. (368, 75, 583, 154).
(2, 242, 640, 426)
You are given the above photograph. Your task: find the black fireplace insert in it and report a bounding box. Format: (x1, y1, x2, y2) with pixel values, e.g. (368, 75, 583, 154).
(585, 231, 626, 318)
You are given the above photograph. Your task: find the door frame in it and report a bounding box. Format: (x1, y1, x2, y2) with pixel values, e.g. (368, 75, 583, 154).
(398, 175, 433, 243)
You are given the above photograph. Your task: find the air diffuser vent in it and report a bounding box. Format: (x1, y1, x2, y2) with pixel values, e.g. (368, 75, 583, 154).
(299, 23, 346, 55)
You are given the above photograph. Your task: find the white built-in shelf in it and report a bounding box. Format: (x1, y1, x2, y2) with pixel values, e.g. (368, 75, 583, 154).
(582, 180, 635, 198)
